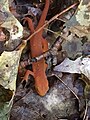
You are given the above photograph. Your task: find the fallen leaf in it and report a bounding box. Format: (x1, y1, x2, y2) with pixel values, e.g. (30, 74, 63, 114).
(0, 49, 24, 119)
(65, 0, 90, 39)
(54, 57, 90, 80)
(0, 0, 24, 119)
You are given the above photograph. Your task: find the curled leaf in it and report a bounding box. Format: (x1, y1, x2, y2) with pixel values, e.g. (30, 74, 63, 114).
(54, 57, 90, 80)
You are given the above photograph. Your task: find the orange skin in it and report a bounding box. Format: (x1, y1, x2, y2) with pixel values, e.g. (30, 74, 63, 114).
(23, 0, 49, 96)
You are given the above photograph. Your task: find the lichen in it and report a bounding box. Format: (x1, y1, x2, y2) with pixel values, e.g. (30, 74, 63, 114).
(76, 4, 90, 26)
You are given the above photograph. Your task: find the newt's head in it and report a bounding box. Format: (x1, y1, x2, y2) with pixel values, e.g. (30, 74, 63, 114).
(35, 79, 49, 96)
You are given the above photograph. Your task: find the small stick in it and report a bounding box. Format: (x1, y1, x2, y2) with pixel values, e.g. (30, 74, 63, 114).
(54, 74, 80, 102)
(23, 2, 78, 42)
(23, 36, 63, 65)
(83, 99, 88, 120)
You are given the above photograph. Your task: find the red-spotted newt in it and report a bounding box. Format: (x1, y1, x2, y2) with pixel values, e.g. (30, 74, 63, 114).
(23, 0, 49, 96)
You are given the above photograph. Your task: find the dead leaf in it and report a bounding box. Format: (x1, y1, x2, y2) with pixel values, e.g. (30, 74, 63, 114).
(65, 0, 90, 39)
(0, 0, 24, 119)
(54, 57, 90, 80)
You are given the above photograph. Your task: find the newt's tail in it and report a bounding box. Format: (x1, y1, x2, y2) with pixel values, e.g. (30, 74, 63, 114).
(36, 0, 49, 30)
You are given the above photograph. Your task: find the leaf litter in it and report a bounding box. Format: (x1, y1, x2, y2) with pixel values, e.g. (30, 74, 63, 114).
(0, 0, 90, 120)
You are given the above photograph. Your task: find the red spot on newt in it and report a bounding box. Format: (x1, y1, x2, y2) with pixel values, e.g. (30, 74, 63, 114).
(23, 0, 49, 96)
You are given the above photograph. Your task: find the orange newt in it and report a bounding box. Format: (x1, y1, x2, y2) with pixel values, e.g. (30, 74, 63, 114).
(23, 0, 49, 96)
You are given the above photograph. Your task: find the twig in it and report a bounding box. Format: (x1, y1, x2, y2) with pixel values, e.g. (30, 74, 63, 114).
(44, 28, 61, 36)
(55, 17, 66, 22)
(19, 36, 63, 68)
(83, 99, 88, 120)
(44, 27, 70, 41)
(54, 74, 80, 102)
(23, 2, 78, 42)
(27, 36, 63, 64)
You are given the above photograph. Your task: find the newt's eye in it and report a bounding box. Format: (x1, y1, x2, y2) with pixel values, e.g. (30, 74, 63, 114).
(35, 86, 40, 93)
